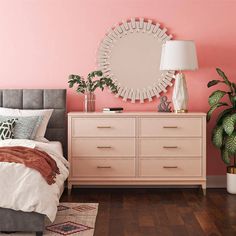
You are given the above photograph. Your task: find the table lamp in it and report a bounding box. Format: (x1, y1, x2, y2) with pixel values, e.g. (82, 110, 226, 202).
(160, 40, 198, 113)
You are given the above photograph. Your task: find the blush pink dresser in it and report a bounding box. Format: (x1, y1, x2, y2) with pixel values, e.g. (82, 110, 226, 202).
(68, 112, 206, 194)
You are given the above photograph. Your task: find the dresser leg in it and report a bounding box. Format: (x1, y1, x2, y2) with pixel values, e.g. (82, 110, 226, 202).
(68, 183, 72, 196)
(202, 183, 206, 196)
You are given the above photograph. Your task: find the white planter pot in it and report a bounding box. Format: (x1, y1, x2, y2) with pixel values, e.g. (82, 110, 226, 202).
(227, 173, 236, 194)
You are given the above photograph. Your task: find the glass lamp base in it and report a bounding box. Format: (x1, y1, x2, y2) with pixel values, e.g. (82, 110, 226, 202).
(172, 73, 189, 112)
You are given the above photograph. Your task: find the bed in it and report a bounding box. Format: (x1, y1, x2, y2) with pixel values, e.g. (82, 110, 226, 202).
(0, 89, 67, 236)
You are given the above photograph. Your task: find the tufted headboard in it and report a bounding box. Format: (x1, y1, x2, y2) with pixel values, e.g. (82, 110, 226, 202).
(0, 89, 67, 157)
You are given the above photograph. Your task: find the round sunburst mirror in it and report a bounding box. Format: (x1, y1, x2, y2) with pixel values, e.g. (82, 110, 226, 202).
(97, 18, 175, 103)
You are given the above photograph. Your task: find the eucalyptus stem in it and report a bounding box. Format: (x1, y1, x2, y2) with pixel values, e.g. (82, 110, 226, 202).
(68, 70, 118, 94)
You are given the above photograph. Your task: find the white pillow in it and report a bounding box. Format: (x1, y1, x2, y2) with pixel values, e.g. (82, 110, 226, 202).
(0, 108, 53, 142)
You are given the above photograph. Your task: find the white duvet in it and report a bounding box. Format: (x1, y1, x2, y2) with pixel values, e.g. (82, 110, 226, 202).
(0, 139, 69, 222)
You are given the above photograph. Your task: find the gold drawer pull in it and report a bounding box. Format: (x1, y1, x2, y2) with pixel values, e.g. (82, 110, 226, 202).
(97, 146, 112, 149)
(163, 146, 178, 149)
(97, 166, 111, 169)
(163, 166, 178, 169)
(97, 126, 111, 128)
(163, 126, 178, 128)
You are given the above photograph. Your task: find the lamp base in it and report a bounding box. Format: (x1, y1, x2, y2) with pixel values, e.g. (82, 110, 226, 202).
(172, 73, 189, 112)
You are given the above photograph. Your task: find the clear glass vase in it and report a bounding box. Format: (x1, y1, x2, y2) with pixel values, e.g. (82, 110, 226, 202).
(84, 92, 95, 112)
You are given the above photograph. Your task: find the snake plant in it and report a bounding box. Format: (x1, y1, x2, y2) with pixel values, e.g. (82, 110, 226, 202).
(68, 70, 118, 94)
(207, 68, 236, 165)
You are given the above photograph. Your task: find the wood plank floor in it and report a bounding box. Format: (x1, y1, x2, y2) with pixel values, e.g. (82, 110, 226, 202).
(61, 188, 236, 236)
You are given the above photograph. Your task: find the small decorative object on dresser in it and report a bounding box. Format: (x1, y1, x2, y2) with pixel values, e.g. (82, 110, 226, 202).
(158, 96, 172, 112)
(68, 70, 118, 112)
(103, 107, 123, 113)
(160, 40, 198, 113)
(68, 112, 206, 195)
(207, 68, 236, 194)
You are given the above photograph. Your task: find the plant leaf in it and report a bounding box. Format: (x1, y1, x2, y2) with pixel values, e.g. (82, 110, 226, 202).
(88, 70, 103, 79)
(207, 80, 223, 88)
(222, 113, 236, 135)
(208, 90, 227, 106)
(229, 94, 236, 107)
(96, 70, 103, 77)
(232, 113, 236, 120)
(232, 83, 236, 93)
(216, 108, 235, 125)
(225, 131, 236, 155)
(68, 74, 83, 88)
(212, 125, 224, 148)
(221, 147, 231, 165)
(216, 68, 231, 86)
(207, 102, 228, 122)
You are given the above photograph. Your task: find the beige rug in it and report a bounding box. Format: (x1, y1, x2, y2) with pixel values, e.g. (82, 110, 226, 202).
(0, 203, 98, 236)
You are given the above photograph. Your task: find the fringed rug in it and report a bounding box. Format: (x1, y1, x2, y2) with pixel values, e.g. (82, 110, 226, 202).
(0, 203, 98, 236)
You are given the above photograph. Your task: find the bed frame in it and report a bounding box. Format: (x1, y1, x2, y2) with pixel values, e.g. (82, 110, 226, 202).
(0, 89, 67, 236)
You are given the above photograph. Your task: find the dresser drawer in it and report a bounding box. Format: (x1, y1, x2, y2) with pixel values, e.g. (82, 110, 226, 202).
(72, 118, 135, 137)
(140, 117, 202, 137)
(72, 158, 135, 177)
(72, 138, 135, 157)
(139, 158, 202, 177)
(140, 138, 202, 157)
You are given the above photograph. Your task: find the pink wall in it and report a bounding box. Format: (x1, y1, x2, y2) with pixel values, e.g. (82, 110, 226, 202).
(0, 0, 236, 175)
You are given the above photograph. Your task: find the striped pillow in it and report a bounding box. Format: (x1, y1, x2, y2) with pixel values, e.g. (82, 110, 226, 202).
(0, 119, 17, 140)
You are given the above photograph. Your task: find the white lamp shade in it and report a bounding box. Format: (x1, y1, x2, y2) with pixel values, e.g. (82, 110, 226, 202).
(160, 40, 198, 71)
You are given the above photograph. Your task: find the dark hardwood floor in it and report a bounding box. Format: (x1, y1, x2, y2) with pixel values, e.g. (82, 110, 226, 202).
(61, 188, 236, 236)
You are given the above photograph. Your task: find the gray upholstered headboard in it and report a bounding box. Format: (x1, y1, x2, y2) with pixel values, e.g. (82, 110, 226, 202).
(0, 89, 67, 157)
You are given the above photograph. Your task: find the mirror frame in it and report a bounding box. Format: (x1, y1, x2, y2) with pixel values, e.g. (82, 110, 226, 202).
(97, 18, 175, 103)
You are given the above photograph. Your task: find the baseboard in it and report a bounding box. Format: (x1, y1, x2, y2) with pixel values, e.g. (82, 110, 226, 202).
(207, 175, 226, 188)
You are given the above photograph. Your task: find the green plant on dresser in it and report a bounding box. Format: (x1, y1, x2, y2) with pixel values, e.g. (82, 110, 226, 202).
(68, 70, 117, 112)
(68, 70, 117, 94)
(207, 68, 236, 194)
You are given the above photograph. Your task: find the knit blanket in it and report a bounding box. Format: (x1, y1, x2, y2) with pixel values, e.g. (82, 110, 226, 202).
(0, 146, 60, 184)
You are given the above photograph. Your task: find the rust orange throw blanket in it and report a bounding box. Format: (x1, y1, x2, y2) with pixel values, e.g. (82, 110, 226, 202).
(0, 146, 60, 185)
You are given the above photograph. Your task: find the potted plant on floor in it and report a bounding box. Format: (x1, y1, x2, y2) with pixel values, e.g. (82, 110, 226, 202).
(207, 68, 236, 194)
(68, 70, 118, 112)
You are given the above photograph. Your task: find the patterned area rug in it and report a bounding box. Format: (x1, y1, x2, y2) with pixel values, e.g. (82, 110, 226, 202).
(0, 203, 98, 236)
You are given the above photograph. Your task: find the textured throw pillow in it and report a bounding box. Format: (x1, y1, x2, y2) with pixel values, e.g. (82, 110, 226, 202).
(0, 108, 53, 142)
(0, 119, 17, 140)
(0, 116, 43, 140)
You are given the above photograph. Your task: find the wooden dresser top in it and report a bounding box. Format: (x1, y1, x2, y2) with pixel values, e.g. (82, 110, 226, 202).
(68, 112, 206, 117)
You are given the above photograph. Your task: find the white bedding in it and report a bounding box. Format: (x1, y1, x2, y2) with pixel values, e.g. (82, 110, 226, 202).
(0, 139, 69, 222)
(47, 141, 63, 156)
